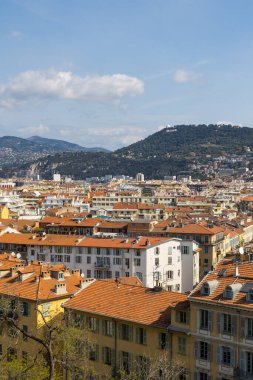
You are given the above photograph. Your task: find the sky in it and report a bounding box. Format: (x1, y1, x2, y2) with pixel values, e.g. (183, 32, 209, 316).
(1, 0, 253, 150)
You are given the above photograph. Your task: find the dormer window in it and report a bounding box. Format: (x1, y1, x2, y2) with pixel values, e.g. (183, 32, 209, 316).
(201, 280, 219, 296)
(248, 289, 253, 303)
(224, 286, 233, 300)
(202, 283, 210, 295)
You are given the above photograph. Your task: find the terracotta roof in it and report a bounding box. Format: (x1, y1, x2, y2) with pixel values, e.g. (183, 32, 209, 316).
(63, 280, 187, 328)
(189, 259, 253, 310)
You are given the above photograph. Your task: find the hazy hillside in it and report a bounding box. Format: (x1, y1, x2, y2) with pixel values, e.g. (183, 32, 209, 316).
(2, 124, 253, 179)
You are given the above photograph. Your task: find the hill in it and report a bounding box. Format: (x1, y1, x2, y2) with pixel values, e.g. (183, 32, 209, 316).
(2, 124, 253, 180)
(0, 135, 108, 167)
(27, 136, 109, 153)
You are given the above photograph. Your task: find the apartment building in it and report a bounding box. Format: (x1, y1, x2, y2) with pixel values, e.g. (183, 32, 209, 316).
(63, 278, 190, 379)
(0, 254, 86, 365)
(188, 258, 253, 380)
(0, 234, 199, 292)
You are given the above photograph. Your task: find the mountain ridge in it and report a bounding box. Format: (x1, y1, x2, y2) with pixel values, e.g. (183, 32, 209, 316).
(2, 124, 253, 180)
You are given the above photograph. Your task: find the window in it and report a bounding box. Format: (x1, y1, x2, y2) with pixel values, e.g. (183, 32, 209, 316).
(178, 337, 186, 355)
(64, 255, 70, 262)
(55, 255, 63, 262)
(155, 247, 160, 255)
(87, 317, 99, 333)
(181, 246, 189, 254)
(119, 324, 132, 341)
(176, 311, 188, 324)
(155, 258, 159, 266)
(202, 283, 210, 295)
(115, 271, 120, 278)
(76, 256, 82, 263)
(134, 258, 141, 266)
(87, 256, 91, 264)
(21, 301, 30, 316)
(175, 284, 180, 292)
(103, 320, 114, 337)
(158, 333, 168, 349)
(136, 327, 147, 345)
(168, 257, 172, 265)
(224, 286, 233, 299)
(87, 247, 92, 254)
(120, 351, 130, 373)
(113, 257, 122, 265)
(204, 246, 209, 254)
(200, 310, 211, 330)
(247, 318, 253, 338)
(22, 325, 28, 341)
(125, 272, 129, 277)
(222, 346, 232, 365)
(204, 235, 209, 244)
(89, 345, 99, 361)
(96, 248, 101, 255)
(223, 314, 232, 335)
(85, 269, 91, 278)
(248, 289, 253, 302)
(135, 250, 141, 256)
(198, 373, 208, 380)
(247, 351, 253, 374)
(167, 271, 173, 279)
(125, 258, 130, 267)
(7, 348, 17, 362)
(204, 258, 209, 265)
(199, 341, 209, 360)
(102, 347, 113, 365)
(178, 269, 180, 277)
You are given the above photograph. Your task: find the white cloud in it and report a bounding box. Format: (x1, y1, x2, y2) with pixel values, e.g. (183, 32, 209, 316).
(18, 124, 50, 135)
(9, 30, 24, 40)
(0, 69, 144, 108)
(173, 69, 202, 84)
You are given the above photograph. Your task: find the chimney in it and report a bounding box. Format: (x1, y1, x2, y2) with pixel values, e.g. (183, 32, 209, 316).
(79, 278, 94, 289)
(235, 261, 239, 277)
(54, 282, 67, 295)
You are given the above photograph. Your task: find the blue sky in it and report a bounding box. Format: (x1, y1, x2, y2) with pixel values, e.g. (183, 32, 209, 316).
(0, 0, 253, 149)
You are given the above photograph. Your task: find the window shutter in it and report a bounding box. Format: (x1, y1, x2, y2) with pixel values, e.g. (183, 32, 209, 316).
(186, 311, 190, 324)
(194, 341, 199, 359)
(143, 329, 147, 345)
(111, 349, 116, 366)
(96, 319, 99, 334)
(231, 348, 235, 367)
(176, 311, 180, 323)
(232, 315, 237, 336)
(217, 313, 221, 333)
(208, 311, 213, 331)
(136, 327, 140, 344)
(208, 343, 212, 361)
(102, 347, 105, 363)
(216, 345, 221, 364)
(102, 320, 106, 335)
(112, 321, 115, 337)
(240, 350, 246, 372)
(129, 326, 133, 341)
(27, 303, 31, 317)
(118, 324, 122, 339)
(95, 345, 99, 361)
(240, 317, 245, 338)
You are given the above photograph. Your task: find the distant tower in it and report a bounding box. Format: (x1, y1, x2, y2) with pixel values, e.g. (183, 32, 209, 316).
(136, 173, 145, 182)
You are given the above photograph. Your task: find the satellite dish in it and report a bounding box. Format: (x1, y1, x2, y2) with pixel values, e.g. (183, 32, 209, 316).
(16, 253, 21, 259)
(11, 252, 15, 257)
(81, 273, 85, 278)
(239, 247, 244, 255)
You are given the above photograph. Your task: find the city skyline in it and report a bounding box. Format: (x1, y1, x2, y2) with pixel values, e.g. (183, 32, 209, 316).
(1, 0, 253, 149)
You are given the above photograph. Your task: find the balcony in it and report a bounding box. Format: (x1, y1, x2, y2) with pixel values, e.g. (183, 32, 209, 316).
(94, 262, 110, 269)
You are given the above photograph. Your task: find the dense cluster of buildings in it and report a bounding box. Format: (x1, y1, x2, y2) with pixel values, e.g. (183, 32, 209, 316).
(1, 176, 253, 377)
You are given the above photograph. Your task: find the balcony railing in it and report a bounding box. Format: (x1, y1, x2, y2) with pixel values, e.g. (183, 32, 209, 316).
(94, 262, 110, 269)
